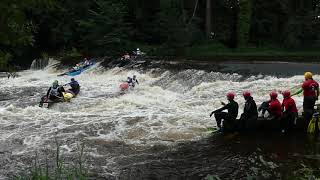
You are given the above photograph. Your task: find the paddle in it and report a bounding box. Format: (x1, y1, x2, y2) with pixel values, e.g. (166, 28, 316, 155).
(278, 84, 301, 95)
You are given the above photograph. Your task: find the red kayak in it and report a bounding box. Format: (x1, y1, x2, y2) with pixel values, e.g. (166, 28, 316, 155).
(120, 82, 129, 91)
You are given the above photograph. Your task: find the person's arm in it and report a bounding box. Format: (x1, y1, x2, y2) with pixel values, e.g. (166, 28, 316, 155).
(46, 87, 51, 97)
(136, 79, 139, 84)
(210, 104, 229, 117)
(291, 88, 303, 96)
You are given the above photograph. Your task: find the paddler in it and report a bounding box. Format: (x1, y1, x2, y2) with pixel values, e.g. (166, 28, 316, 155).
(210, 92, 239, 133)
(46, 80, 65, 102)
(132, 75, 139, 87)
(67, 78, 80, 95)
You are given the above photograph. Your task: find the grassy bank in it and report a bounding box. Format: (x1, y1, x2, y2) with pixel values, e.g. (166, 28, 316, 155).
(138, 42, 320, 62)
(184, 43, 320, 61)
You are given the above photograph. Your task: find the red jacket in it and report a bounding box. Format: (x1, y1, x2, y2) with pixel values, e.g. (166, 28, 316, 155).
(302, 79, 319, 97)
(282, 97, 298, 113)
(269, 99, 282, 117)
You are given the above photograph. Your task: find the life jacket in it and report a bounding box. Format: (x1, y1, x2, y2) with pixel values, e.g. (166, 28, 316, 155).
(127, 78, 133, 86)
(131, 78, 138, 87)
(269, 99, 282, 118)
(50, 86, 59, 96)
(282, 97, 298, 113)
(302, 79, 319, 97)
(307, 113, 320, 133)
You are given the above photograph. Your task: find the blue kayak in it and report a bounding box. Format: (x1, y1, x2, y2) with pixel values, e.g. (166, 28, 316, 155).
(58, 62, 95, 77)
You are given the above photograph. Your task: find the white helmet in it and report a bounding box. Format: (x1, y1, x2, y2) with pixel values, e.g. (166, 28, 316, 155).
(137, 48, 140, 51)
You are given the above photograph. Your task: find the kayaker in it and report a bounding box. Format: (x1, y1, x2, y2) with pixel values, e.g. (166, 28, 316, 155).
(239, 91, 258, 131)
(46, 80, 65, 102)
(210, 92, 239, 133)
(281, 90, 298, 133)
(67, 78, 80, 95)
(292, 72, 319, 128)
(127, 76, 133, 85)
(132, 75, 139, 87)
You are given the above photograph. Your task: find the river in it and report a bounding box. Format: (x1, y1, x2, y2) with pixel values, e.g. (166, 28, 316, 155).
(0, 59, 319, 179)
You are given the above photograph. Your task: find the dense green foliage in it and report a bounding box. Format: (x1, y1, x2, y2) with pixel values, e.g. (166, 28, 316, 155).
(1, 0, 320, 69)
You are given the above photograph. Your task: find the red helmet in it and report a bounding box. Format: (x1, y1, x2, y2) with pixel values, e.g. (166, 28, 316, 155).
(269, 91, 278, 99)
(282, 90, 291, 98)
(242, 91, 251, 98)
(226, 92, 235, 100)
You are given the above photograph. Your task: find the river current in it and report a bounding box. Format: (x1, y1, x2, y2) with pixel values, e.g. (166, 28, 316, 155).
(0, 60, 319, 179)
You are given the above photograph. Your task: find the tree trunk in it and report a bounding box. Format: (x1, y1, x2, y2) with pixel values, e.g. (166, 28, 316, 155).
(238, 0, 252, 46)
(206, 0, 212, 37)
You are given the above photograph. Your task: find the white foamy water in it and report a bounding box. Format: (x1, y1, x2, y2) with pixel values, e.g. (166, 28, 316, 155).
(0, 63, 310, 176)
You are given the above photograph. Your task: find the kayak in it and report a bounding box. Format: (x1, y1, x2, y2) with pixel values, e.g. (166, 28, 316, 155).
(58, 62, 95, 77)
(67, 62, 95, 76)
(39, 91, 77, 108)
(120, 82, 129, 91)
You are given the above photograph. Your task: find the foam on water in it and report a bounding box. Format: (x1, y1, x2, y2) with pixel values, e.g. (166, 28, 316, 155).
(0, 63, 311, 176)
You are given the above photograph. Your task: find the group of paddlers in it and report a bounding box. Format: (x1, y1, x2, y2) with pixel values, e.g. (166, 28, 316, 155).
(210, 72, 319, 133)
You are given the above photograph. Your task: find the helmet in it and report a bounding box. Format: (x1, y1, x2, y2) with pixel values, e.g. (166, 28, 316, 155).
(304, 72, 313, 79)
(137, 48, 140, 51)
(133, 75, 136, 79)
(71, 78, 75, 81)
(226, 92, 235, 100)
(127, 77, 131, 80)
(282, 90, 291, 98)
(242, 91, 251, 98)
(269, 91, 278, 99)
(53, 80, 59, 87)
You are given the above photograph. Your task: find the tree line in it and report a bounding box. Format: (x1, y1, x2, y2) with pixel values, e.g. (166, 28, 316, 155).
(1, 0, 320, 70)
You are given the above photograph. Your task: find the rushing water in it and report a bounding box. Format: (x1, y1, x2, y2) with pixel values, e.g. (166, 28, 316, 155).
(0, 60, 319, 179)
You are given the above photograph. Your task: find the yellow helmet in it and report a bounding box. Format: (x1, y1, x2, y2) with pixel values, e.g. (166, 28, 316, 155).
(304, 72, 313, 79)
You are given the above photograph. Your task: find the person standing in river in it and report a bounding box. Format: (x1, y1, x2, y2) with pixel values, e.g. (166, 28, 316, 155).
(292, 72, 319, 129)
(210, 92, 239, 133)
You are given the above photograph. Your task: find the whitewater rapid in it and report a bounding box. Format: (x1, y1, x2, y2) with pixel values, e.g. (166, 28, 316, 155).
(0, 62, 310, 177)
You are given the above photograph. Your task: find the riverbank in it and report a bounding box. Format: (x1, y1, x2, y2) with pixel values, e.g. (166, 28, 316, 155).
(138, 42, 320, 62)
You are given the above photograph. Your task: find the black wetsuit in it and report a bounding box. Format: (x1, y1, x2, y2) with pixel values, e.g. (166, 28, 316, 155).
(240, 96, 258, 131)
(212, 100, 239, 132)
